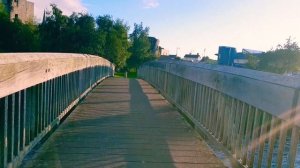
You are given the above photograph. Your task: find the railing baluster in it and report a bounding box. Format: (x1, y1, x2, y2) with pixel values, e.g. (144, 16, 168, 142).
(207, 87, 213, 131)
(36, 84, 41, 136)
(248, 108, 262, 167)
(192, 83, 198, 118)
(257, 112, 269, 168)
(288, 126, 299, 168)
(7, 94, 15, 163)
(14, 92, 21, 157)
(237, 103, 247, 162)
(233, 100, 242, 158)
(230, 99, 238, 152)
(212, 90, 219, 137)
(215, 91, 222, 140)
(0, 97, 8, 168)
(218, 94, 226, 142)
(20, 90, 26, 151)
(267, 116, 279, 168)
(277, 120, 288, 167)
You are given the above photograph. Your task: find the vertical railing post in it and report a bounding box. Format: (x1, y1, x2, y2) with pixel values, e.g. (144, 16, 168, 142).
(277, 120, 288, 167)
(20, 90, 26, 151)
(7, 94, 15, 163)
(14, 92, 21, 158)
(0, 97, 8, 168)
(36, 85, 41, 138)
(25, 88, 31, 145)
(31, 87, 38, 142)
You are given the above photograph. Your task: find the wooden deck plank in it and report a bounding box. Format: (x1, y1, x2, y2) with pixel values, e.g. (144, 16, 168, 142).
(21, 78, 224, 168)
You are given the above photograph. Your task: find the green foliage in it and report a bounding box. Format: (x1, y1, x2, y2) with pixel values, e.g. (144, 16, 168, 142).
(63, 13, 100, 55)
(96, 16, 131, 68)
(0, 3, 5, 13)
(0, 0, 13, 12)
(276, 36, 299, 51)
(258, 49, 300, 74)
(0, 2, 9, 18)
(39, 4, 69, 52)
(246, 54, 259, 70)
(127, 23, 155, 70)
(200, 56, 217, 64)
(6, 0, 12, 11)
(38, 5, 131, 69)
(0, 4, 154, 70)
(0, 11, 40, 52)
(254, 37, 300, 74)
(114, 71, 137, 78)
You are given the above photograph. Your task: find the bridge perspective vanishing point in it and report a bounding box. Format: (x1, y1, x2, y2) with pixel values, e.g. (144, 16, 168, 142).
(1, 53, 300, 168)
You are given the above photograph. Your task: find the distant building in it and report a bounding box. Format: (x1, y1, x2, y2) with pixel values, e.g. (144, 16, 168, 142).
(183, 53, 201, 62)
(159, 54, 179, 61)
(1, 0, 34, 23)
(148, 37, 160, 57)
(159, 47, 169, 56)
(216, 46, 264, 67)
(217, 46, 236, 66)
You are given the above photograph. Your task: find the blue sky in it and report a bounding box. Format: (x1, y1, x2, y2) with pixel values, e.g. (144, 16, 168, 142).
(32, 0, 300, 58)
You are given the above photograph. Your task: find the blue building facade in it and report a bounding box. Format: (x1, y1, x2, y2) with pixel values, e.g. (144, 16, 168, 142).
(217, 46, 264, 67)
(217, 46, 237, 66)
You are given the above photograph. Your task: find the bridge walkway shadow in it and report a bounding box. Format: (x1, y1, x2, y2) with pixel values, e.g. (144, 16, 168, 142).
(21, 78, 224, 168)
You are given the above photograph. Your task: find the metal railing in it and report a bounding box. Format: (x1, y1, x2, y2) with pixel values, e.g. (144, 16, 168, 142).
(138, 60, 300, 168)
(0, 53, 114, 168)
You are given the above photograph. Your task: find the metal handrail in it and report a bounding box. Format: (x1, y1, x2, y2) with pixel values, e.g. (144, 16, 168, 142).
(139, 60, 300, 168)
(0, 53, 114, 168)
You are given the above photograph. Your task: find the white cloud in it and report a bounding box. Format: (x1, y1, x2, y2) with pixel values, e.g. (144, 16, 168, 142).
(143, 0, 159, 9)
(30, 0, 87, 21)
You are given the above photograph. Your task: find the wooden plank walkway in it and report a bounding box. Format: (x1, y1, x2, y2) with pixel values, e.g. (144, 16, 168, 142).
(21, 78, 225, 168)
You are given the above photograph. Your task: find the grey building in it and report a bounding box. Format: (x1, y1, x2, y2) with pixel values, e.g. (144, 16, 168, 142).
(0, 0, 34, 23)
(148, 37, 160, 57)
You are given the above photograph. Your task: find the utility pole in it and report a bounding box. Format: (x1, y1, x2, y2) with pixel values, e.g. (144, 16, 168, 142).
(176, 47, 180, 56)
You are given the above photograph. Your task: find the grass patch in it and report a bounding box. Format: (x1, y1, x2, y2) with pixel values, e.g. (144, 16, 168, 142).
(114, 72, 137, 78)
(114, 72, 125, 78)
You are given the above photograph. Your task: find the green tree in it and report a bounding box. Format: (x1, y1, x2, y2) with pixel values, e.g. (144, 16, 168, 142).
(200, 56, 217, 64)
(63, 13, 100, 55)
(127, 23, 154, 70)
(39, 4, 68, 52)
(0, 3, 144, 71)
(0, 2, 6, 15)
(96, 15, 131, 69)
(246, 54, 259, 70)
(111, 19, 131, 68)
(257, 37, 300, 74)
(39, 5, 131, 69)
(0, 8, 39, 52)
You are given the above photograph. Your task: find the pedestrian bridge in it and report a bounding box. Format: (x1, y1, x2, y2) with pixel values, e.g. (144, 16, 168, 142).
(1, 53, 300, 168)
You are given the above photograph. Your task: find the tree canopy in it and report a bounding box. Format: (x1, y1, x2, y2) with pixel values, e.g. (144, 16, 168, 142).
(127, 23, 155, 70)
(0, 3, 39, 52)
(247, 37, 300, 74)
(0, 4, 156, 70)
(96, 15, 131, 68)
